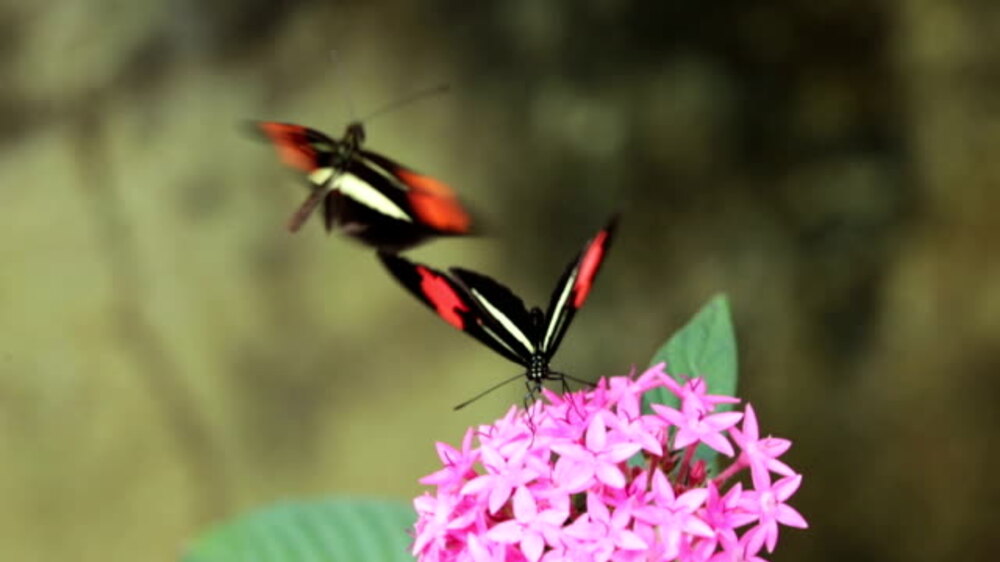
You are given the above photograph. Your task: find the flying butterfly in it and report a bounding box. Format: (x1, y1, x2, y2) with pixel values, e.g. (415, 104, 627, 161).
(378, 216, 618, 408)
(253, 91, 473, 251)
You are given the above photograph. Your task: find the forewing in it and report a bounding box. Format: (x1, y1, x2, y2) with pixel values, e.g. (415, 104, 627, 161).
(358, 150, 473, 235)
(540, 216, 619, 358)
(378, 253, 528, 365)
(255, 122, 338, 177)
(449, 268, 537, 360)
(255, 122, 341, 232)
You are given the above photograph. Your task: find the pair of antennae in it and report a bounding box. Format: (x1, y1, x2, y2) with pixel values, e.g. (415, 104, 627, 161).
(331, 50, 450, 124)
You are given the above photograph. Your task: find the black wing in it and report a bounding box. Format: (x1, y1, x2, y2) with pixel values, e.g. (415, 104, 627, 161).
(449, 267, 538, 361)
(539, 216, 618, 359)
(378, 252, 530, 365)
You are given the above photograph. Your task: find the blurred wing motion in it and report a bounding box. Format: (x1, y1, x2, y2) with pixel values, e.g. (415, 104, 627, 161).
(255, 122, 339, 233)
(253, 121, 474, 251)
(256, 122, 337, 173)
(377, 215, 618, 376)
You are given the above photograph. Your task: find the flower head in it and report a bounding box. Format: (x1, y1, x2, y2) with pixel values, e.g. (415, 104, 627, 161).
(411, 363, 807, 561)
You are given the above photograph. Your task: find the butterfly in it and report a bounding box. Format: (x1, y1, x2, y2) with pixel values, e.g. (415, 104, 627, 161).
(378, 216, 618, 408)
(254, 121, 474, 252)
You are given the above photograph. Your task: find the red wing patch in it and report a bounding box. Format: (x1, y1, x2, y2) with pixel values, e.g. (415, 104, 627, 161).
(395, 169, 472, 234)
(258, 122, 321, 172)
(417, 266, 469, 329)
(573, 229, 609, 307)
(396, 169, 456, 198)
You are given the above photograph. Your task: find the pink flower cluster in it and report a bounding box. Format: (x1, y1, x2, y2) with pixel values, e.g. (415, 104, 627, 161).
(412, 363, 808, 561)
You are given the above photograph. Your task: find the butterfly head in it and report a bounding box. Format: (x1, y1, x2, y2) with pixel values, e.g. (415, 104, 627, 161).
(343, 122, 366, 150)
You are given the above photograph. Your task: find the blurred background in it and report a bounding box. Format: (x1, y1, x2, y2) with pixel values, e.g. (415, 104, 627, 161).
(2, 0, 999, 560)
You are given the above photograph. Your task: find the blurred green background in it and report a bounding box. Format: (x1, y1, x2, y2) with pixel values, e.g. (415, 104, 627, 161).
(2, 0, 999, 560)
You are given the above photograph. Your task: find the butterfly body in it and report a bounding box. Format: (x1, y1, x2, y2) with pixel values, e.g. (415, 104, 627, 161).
(255, 121, 472, 251)
(379, 217, 617, 404)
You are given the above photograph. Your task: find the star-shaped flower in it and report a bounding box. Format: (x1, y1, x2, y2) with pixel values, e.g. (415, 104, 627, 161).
(653, 402, 743, 456)
(739, 474, 809, 554)
(551, 413, 642, 491)
(420, 427, 480, 491)
(729, 404, 795, 489)
(486, 486, 569, 562)
(635, 470, 714, 559)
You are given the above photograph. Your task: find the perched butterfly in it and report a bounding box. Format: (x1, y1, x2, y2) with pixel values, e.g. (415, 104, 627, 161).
(378, 216, 618, 408)
(254, 120, 473, 252)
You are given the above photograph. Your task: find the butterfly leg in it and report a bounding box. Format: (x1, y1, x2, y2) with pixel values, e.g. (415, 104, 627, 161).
(547, 371, 589, 422)
(286, 184, 329, 233)
(522, 377, 544, 434)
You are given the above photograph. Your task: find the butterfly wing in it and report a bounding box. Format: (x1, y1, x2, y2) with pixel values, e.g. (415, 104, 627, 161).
(254, 122, 341, 232)
(255, 122, 338, 172)
(449, 267, 538, 362)
(255, 123, 473, 248)
(539, 216, 619, 359)
(356, 150, 473, 236)
(378, 252, 530, 365)
(323, 153, 457, 251)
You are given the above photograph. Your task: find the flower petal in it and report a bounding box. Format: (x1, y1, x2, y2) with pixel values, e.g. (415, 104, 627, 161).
(522, 530, 546, 562)
(776, 504, 809, 529)
(615, 530, 648, 550)
(585, 414, 608, 452)
(488, 481, 514, 514)
(512, 486, 538, 520)
(486, 520, 523, 543)
(773, 474, 803, 501)
(595, 462, 627, 489)
(606, 442, 643, 462)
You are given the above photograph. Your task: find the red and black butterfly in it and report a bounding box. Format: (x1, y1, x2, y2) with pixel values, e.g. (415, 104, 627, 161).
(254, 121, 473, 252)
(378, 216, 618, 407)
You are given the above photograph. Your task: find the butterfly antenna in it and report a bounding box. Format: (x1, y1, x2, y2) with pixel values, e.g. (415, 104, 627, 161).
(453, 372, 524, 411)
(330, 50, 358, 121)
(360, 83, 451, 123)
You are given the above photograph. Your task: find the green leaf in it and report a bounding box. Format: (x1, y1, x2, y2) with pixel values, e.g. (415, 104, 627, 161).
(642, 294, 739, 473)
(645, 294, 738, 408)
(182, 497, 417, 562)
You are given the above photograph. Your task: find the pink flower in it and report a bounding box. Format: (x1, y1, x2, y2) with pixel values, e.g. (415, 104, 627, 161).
(410, 363, 808, 561)
(420, 428, 480, 491)
(561, 492, 647, 560)
(728, 404, 795, 489)
(668, 376, 740, 415)
(486, 486, 569, 562)
(653, 401, 743, 456)
(739, 474, 809, 555)
(693, 481, 755, 560)
(550, 414, 642, 491)
(635, 470, 714, 559)
(461, 440, 547, 514)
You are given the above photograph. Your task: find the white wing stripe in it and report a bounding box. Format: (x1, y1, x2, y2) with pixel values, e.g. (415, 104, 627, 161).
(478, 322, 523, 357)
(308, 167, 334, 186)
(542, 265, 578, 351)
(470, 289, 536, 354)
(333, 173, 412, 222)
(357, 155, 408, 192)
